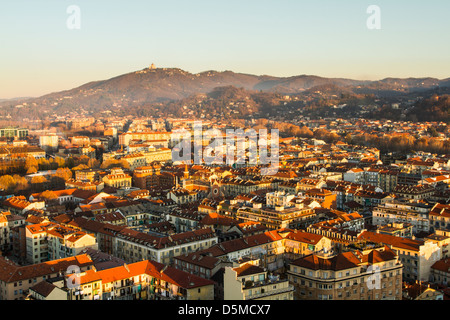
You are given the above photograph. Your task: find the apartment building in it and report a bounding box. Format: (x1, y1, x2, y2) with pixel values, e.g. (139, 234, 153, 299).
(236, 201, 316, 231)
(120, 153, 146, 171)
(393, 184, 435, 201)
(119, 131, 171, 147)
(358, 231, 441, 282)
(167, 210, 203, 233)
(25, 222, 98, 264)
(343, 168, 365, 184)
(68, 217, 126, 255)
(174, 252, 225, 280)
(288, 246, 403, 300)
(68, 259, 214, 300)
(0, 254, 94, 300)
(2, 196, 45, 215)
(115, 227, 218, 265)
(372, 200, 432, 234)
(102, 168, 132, 189)
(224, 259, 294, 300)
(27, 279, 68, 300)
(219, 177, 273, 197)
(429, 203, 450, 233)
(0, 213, 10, 253)
(430, 258, 450, 287)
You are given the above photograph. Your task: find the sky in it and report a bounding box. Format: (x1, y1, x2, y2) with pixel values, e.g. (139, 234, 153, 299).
(0, 0, 449, 99)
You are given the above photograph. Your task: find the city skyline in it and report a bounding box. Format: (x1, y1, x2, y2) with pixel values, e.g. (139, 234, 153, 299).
(1, 0, 450, 99)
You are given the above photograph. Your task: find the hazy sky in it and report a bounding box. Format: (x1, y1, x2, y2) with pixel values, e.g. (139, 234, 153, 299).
(1, 0, 449, 99)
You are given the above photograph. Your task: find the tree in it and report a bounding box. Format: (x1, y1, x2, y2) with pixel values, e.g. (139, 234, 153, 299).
(88, 158, 100, 169)
(72, 164, 89, 171)
(25, 156, 38, 172)
(0, 175, 15, 192)
(26, 166, 38, 174)
(30, 175, 48, 192)
(54, 167, 72, 182)
(40, 190, 58, 201)
(12, 175, 29, 193)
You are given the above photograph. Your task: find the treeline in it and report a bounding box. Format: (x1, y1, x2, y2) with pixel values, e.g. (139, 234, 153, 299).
(407, 94, 450, 123)
(0, 167, 73, 194)
(349, 133, 450, 154)
(260, 120, 450, 154)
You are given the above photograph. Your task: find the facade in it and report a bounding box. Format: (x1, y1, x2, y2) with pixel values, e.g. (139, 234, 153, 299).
(25, 222, 98, 264)
(102, 168, 132, 189)
(27, 279, 68, 300)
(429, 203, 450, 233)
(430, 258, 450, 287)
(68, 259, 215, 300)
(393, 184, 435, 201)
(0, 127, 28, 139)
(224, 260, 294, 300)
(0, 254, 94, 300)
(174, 252, 224, 280)
(288, 246, 403, 300)
(115, 227, 218, 265)
(372, 200, 432, 234)
(358, 231, 441, 282)
(119, 131, 172, 147)
(39, 134, 59, 152)
(236, 199, 316, 231)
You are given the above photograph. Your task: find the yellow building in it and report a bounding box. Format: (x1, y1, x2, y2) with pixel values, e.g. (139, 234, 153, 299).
(102, 168, 132, 189)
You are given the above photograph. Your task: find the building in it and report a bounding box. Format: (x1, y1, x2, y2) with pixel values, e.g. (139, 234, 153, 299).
(343, 168, 365, 184)
(25, 222, 98, 264)
(102, 168, 132, 189)
(2, 196, 45, 215)
(288, 246, 403, 300)
(358, 231, 441, 282)
(429, 203, 450, 233)
(119, 131, 172, 147)
(0, 254, 94, 300)
(430, 258, 450, 287)
(402, 282, 444, 300)
(67, 259, 215, 300)
(372, 200, 432, 234)
(27, 279, 68, 300)
(120, 153, 146, 171)
(115, 227, 218, 265)
(39, 134, 59, 152)
(224, 259, 294, 300)
(377, 223, 414, 238)
(167, 187, 206, 205)
(174, 252, 225, 280)
(0, 127, 28, 139)
(393, 184, 435, 201)
(236, 200, 316, 231)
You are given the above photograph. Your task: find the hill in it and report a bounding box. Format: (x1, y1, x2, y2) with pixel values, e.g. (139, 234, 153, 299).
(1, 66, 449, 121)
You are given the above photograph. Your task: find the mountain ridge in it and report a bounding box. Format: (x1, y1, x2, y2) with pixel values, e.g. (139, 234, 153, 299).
(1, 66, 449, 121)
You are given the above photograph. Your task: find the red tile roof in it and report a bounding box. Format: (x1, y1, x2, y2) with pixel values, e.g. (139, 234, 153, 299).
(0, 254, 94, 283)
